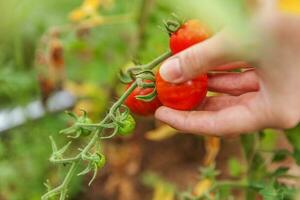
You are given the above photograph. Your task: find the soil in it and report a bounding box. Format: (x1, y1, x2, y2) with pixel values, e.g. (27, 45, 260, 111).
(73, 117, 245, 200)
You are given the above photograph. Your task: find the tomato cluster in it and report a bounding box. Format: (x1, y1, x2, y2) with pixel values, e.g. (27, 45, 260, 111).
(126, 19, 209, 115)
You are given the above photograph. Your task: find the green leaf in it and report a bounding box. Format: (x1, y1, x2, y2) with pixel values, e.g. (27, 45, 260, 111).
(271, 167, 289, 177)
(240, 134, 255, 162)
(199, 164, 220, 180)
(249, 181, 264, 191)
(285, 124, 300, 166)
(259, 184, 278, 200)
(272, 149, 291, 163)
(249, 153, 266, 175)
(259, 129, 278, 151)
(228, 158, 242, 177)
(285, 124, 300, 149)
(275, 183, 297, 200)
(292, 148, 300, 165)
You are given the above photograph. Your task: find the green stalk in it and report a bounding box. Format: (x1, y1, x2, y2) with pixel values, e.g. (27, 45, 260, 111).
(42, 50, 171, 200)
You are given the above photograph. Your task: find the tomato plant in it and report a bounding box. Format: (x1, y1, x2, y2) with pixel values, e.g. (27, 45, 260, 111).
(156, 72, 207, 110)
(42, 51, 172, 200)
(37, 1, 300, 198)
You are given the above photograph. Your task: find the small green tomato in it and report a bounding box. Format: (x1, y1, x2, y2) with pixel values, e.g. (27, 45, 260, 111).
(78, 116, 92, 136)
(96, 153, 106, 168)
(118, 114, 136, 136)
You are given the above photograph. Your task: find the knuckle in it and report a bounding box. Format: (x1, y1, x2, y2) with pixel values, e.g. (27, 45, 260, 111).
(180, 47, 203, 79)
(262, 98, 299, 130)
(277, 111, 299, 129)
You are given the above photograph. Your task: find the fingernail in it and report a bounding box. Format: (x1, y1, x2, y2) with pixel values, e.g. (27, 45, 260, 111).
(160, 58, 182, 82)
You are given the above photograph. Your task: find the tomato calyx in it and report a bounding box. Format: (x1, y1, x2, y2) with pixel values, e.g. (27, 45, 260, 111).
(169, 19, 211, 54)
(95, 153, 106, 168)
(77, 152, 106, 186)
(111, 105, 135, 136)
(163, 14, 185, 36)
(125, 82, 162, 116)
(120, 66, 158, 102)
(60, 110, 94, 138)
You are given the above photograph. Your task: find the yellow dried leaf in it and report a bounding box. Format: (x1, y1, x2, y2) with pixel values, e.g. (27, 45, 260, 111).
(153, 183, 175, 200)
(69, 0, 100, 22)
(82, 0, 101, 9)
(145, 125, 178, 141)
(279, 0, 300, 14)
(69, 9, 86, 22)
(203, 136, 221, 166)
(193, 179, 212, 197)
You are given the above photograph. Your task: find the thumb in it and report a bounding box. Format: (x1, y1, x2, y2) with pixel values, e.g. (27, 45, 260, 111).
(159, 31, 238, 83)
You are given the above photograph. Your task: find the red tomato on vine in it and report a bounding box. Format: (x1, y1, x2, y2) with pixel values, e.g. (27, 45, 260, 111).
(169, 19, 210, 54)
(156, 19, 209, 110)
(156, 72, 208, 110)
(125, 83, 162, 116)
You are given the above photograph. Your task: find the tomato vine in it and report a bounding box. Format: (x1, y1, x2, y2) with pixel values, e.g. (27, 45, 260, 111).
(41, 51, 171, 200)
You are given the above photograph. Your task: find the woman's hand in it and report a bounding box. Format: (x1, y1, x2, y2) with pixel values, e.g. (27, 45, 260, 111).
(155, 2, 300, 136)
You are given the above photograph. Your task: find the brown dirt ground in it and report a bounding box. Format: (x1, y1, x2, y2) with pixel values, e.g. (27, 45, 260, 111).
(75, 118, 299, 200)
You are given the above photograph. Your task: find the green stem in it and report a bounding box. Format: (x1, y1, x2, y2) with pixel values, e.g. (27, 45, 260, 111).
(43, 51, 171, 200)
(214, 180, 248, 188)
(110, 82, 138, 114)
(81, 130, 100, 160)
(50, 156, 79, 164)
(144, 51, 172, 69)
(41, 163, 77, 200)
(110, 50, 171, 114)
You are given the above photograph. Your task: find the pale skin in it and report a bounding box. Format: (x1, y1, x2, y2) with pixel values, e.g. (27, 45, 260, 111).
(155, 1, 300, 136)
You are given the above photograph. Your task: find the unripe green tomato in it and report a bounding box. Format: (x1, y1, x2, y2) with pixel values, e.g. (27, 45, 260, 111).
(97, 154, 106, 168)
(79, 117, 92, 136)
(80, 127, 92, 136)
(118, 114, 136, 136)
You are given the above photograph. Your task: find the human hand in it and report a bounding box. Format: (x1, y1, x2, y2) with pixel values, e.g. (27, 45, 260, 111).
(155, 2, 300, 136)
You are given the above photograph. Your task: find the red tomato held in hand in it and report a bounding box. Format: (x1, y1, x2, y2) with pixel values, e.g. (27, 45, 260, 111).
(169, 19, 210, 54)
(125, 83, 162, 116)
(156, 72, 208, 110)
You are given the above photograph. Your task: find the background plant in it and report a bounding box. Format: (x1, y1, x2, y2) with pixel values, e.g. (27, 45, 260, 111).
(1, 0, 300, 200)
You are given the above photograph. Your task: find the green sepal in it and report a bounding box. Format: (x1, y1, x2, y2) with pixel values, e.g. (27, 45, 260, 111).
(163, 13, 185, 36)
(135, 88, 157, 102)
(77, 164, 92, 177)
(119, 69, 134, 84)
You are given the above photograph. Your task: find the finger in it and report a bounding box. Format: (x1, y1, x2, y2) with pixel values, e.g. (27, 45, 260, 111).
(207, 70, 259, 96)
(200, 93, 256, 111)
(159, 31, 239, 83)
(155, 97, 265, 136)
(212, 61, 253, 71)
(256, 0, 277, 13)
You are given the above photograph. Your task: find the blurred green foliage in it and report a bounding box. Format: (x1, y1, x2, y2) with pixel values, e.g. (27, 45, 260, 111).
(0, 0, 173, 199)
(2, 0, 298, 199)
(0, 114, 83, 200)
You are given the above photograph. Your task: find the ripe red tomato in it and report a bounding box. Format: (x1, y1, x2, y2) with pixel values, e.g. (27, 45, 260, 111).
(125, 83, 162, 116)
(156, 72, 208, 110)
(169, 19, 210, 54)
